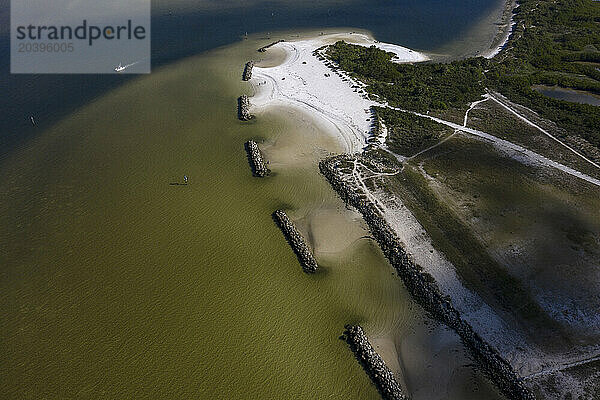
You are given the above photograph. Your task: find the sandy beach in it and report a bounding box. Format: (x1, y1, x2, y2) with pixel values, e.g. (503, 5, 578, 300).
(246, 32, 514, 391)
(482, 0, 517, 58)
(249, 33, 428, 153)
(245, 31, 600, 394)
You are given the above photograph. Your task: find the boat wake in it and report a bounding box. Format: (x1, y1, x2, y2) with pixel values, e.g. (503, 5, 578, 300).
(114, 59, 144, 72)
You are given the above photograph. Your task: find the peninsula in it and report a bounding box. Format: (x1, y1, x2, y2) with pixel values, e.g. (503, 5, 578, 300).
(242, 1, 600, 398)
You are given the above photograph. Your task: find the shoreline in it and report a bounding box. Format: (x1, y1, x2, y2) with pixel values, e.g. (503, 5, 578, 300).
(320, 154, 535, 400)
(484, 0, 517, 59)
(428, 0, 517, 60)
(242, 31, 528, 397)
(241, 26, 600, 397)
(248, 32, 428, 153)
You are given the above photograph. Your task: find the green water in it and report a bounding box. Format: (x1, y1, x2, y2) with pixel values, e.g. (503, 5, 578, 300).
(1, 37, 502, 399)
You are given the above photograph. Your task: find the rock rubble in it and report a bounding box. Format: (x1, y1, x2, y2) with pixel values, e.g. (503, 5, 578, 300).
(320, 155, 535, 400)
(272, 210, 318, 273)
(258, 40, 284, 52)
(238, 95, 253, 121)
(344, 325, 407, 400)
(245, 140, 270, 177)
(242, 61, 254, 81)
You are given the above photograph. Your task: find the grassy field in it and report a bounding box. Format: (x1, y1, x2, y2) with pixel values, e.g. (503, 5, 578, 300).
(375, 107, 453, 157)
(379, 160, 565, 345)
(362, 131, 600, 356)
(466, 99, 600, 180)
(391, 135, 600, 350)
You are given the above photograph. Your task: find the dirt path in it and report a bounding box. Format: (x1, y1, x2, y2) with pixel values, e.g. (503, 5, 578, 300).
(487, 91, 600, 171)
(385, 104, 600, 188)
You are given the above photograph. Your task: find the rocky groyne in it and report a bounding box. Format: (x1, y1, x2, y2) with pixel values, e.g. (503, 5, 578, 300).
(242, 61, 254, 81)
(320, 155, 535, 400)
(245, 140, 270, 177)
(272, 210, 318, 273)
(344, 325, 407, 400)
(258, 40, 284, 52)
(238, 95, 253, 121)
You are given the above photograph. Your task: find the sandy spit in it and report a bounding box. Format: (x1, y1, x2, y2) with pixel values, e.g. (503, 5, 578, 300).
(249, 32, 428, 153)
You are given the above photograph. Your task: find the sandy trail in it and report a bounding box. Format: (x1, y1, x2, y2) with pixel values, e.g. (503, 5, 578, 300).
(249, 33, 600, 188)
(487, 91, 600, 171)
(409, 95, 489, 159)
(387, 105, 600, 188)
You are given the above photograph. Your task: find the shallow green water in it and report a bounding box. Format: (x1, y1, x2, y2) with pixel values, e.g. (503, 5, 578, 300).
(0, 36, 502, 399)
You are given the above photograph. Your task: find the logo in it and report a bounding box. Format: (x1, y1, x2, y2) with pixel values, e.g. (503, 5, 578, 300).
(15, 20, 147, 47)
(11, 0, 151, 74)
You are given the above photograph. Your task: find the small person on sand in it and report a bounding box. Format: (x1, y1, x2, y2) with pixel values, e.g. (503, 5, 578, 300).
(184, 175, 188, 184)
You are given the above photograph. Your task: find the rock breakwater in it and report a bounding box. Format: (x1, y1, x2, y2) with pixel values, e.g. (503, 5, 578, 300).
(320, 155, 535, 400)
(272, 210, 318, 273)
(344, 325, 407, 400)
(238, 95, 253, 121)
(258, 40, 284, 52)
(242, 61, 254, 81)
(245, 140, 270, 177)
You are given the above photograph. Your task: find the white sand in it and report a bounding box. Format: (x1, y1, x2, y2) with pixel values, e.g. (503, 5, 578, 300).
(248, 31, 539, 372)
(249, 33, 428, 153)
(247, 32, 600, 393)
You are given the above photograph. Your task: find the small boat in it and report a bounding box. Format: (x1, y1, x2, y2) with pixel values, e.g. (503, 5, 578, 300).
(114, 62, 127, 72)
(30, 116, 36, 125)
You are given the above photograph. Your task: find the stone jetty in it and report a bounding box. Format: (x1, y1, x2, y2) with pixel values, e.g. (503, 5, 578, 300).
(320, 155, 535, 400)
(238, 95, 253, 121)
(344, 325, 407, 400)
(245, 140, 270, 177)
(272, 210, 318, 273)
(258, 39, 284, 52)
(242, 61, 254, 81)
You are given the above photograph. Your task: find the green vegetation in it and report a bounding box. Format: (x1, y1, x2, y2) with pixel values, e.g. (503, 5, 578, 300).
(487, 0, 600, 148)
(326, 0, 600, 151)
(374, 107, 452, 156)
(326, 41, 487, 112)
(467, 100, 600, 179)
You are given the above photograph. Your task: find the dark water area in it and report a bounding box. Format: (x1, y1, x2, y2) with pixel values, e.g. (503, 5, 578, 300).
(0, 0, 502, 159)
(533, 85, 600, 107)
